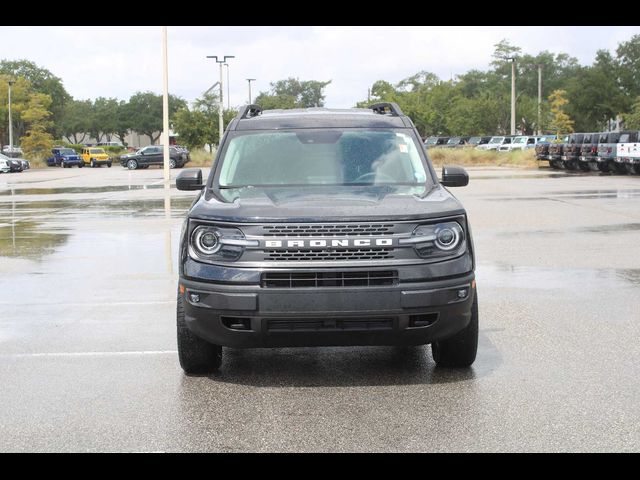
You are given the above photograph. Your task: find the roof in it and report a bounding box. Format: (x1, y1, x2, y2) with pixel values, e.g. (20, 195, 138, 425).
(231, 105, 412, 130)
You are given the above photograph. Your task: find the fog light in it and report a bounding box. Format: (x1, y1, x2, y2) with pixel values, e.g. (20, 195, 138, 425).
(457, 289, 468, 299)
(189, 293, 200, 303)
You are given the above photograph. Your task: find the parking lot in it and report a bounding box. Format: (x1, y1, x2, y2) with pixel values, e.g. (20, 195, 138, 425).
(1, 166, 639, 452)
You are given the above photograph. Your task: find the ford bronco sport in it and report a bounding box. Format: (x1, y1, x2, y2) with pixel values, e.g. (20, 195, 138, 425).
(175, 103, 478, 373)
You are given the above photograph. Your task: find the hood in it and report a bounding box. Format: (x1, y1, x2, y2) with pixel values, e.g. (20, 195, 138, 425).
(63, 154, 79, 158)
(189, 184, 466, 223)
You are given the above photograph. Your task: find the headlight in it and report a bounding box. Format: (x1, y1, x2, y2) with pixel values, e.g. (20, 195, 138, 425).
(400, 221, 465, 259)
(189, 224, 258, 263)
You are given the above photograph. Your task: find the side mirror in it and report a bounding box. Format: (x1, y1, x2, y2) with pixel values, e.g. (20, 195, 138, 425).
(441, 165, 469, 187)
(176, 169, 204, 191)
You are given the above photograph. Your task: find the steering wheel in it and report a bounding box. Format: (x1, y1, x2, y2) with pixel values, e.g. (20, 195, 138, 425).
(353, 171, 397, 183)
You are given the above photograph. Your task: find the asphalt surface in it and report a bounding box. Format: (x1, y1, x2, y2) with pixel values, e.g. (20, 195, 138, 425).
(1, 165, 639, 452)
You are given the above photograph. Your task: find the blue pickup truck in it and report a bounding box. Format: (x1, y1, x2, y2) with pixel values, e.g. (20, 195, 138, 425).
(46, 147, 84, 168)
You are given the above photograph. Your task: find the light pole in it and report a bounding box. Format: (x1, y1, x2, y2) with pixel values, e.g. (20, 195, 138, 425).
(246, 78, 256, 104)
(206, 55, 234, 145)
(536, 64, 543, 135)
(8, 79, 15, 152)
(506, 57, 516, 136)
(224, 63, 230, 109)
(523, 63, 544, 135)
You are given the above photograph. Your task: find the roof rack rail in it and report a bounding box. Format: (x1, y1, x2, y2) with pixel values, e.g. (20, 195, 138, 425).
(238, 104, 262, 119)
(369, 102, 404, 116)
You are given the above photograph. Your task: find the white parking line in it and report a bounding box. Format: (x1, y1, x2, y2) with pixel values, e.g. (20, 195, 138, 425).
(1, 350, 177, 358)
(0, 301, 175, 307)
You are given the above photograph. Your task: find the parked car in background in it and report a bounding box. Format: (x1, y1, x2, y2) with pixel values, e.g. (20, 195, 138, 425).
(424, 136, 450, 148)
(500, 135, 537, 152)
(97, 141, 124, 148)
(560, 133, 585, 170)
(0, 153, 23, 172)
(466, 136, 491, 148)
(119, 145, 189, 170)
(46, 148, 84, 168)
(81, 147, 112, 168)
(595, 132, 623, 173)
(577, 133, 600, 172)
(478, 136, 511, 151)
(16, 158, 30, 170)
(614, 132, 640, 174)
(548, 135, 570, 169)
(609, 132, 639, 174)
(534, 136, 556, 165)
(0, 157, 10, 173)
(443, 136, 470, 148)
(172, 145, 191, 162)
(2, 145, 23, 158)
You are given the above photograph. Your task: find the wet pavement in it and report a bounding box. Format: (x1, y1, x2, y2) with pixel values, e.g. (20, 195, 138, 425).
(1, 166, 639, 452)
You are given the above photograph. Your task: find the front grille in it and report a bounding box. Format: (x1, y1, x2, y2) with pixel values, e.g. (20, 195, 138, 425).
(267, 317, 394, 332)
(264, 248, 393, 261)
(262, 224, 394, 237)
(261, 270, 398, 288)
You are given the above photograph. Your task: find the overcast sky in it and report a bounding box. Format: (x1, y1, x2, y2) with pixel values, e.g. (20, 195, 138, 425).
(2, 26, 639, 108)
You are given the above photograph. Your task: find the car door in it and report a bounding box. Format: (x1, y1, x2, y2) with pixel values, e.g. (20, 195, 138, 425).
(138, 147, 155, 166)
(143, 146, 162, 165)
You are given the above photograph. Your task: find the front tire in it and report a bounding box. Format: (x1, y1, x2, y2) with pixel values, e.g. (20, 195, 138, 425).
(169, 158, 176, 169)
(177, 291, 222, 374)
(432, 292, 478, 367)
(127, 159, 138, 170)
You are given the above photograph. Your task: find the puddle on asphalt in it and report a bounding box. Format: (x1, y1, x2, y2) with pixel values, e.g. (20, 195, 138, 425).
(478, 263, 640, 290)
(471, 173, 574, 180)
(0, 197, 195, 219)
(483, 188, 640, 201)
(0, 184, 173, 196)
(0, 221, 69, 259)
(491, 223, 640, 238)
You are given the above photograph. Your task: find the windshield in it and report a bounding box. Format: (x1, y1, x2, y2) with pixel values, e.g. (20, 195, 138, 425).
(468, 137, 481, 144)
(90, 148, 105, 154)
(489, 137, 504, 144)
(447, 137, 460, 144)
(513, 137, 526, 144)
(425, 137, 438, 145)
(59, 148, 76, 155)
(217, 129, 430, 188)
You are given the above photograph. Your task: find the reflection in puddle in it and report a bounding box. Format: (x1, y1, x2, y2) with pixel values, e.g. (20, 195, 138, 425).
(478, 263, 640, 290)
(493, 223, 640, 238)
(472, 173, 573, 180)
(484, 188, 640, 201)
(0, 221, 69, 259)
(0, 184, 172, 196)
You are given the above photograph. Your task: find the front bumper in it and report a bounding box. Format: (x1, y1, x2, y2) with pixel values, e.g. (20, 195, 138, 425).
(88, 158, 111, 165)
(179, 272, 475, 348)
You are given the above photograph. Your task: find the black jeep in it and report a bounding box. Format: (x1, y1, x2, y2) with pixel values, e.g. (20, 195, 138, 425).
(175, 103, 478, 373)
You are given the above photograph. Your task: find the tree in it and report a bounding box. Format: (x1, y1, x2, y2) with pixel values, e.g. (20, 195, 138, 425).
(89, 97, 120, 143)
(173, 92, 237, 149)
(20, 92, 55, 158)
(254, 78, 331, 109)
(60, 99, 92, 144)
(547, 89, 574, 137)
(113, 100, 131, 146)
(0, 75, 31, 147)
(0, 59, 70, 137)
(616, 34, 640, 102)
(127, 92, 185, 144)
(622, 97, 640, 130)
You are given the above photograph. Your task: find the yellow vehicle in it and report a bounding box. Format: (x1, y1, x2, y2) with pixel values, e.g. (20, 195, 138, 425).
(81, 147, 112, 168)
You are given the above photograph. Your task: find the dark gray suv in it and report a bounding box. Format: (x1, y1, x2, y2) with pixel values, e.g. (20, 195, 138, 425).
(175, 103, 478, 374)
